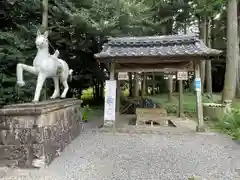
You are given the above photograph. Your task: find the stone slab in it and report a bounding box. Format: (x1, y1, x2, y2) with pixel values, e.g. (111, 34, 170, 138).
(136, 108, 168, 126)
(0, 98, 82, 116)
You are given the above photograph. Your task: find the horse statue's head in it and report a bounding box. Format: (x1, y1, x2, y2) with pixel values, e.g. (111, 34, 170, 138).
(35, 30, 48, 49)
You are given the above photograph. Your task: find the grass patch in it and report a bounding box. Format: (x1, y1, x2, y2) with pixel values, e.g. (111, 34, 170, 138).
(88, 107, 103, 120)
(146, 93, 222, 117)
(81, 105, 103, 121)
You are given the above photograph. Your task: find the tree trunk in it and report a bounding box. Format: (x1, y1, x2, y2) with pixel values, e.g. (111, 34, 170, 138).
(235, 3, 240, 97)
(95, 80, 100, 100)
(237, 53, 240, 97)
(100, 81, 104, 99)
(222, 0, 238, 101)
(98, 38, 105, 100)
(206, 18, 213, 96)
(199, 15, 207, 93)
(42, 0, 48, 100)
(166, 16, 174, 100)
(93, 85, 96, 100)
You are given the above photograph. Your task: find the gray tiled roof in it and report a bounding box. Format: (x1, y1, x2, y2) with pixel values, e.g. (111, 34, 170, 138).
(94, 35, 222, 59)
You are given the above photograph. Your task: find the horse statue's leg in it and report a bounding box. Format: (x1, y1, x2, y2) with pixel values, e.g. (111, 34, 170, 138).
(16, 63, 38, 86)
(60, 80, 69, 98)
(33, 73, 46, 102)
(50, 77, 60, 99)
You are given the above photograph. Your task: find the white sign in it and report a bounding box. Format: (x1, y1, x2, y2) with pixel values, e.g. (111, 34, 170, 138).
(118, 72, 128, 80)
(104, 80, 117, 121)
(177, 71, 188, 80)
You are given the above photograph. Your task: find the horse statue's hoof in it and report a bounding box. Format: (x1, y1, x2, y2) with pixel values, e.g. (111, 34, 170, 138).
(17, 81, 25, 87)
(50, 95, 59, 99)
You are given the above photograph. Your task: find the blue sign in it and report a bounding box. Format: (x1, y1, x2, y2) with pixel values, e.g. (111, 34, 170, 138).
(194, 78, 201, 91)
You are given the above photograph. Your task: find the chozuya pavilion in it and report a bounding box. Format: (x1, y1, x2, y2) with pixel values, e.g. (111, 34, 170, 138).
(94, 34, 222, 132)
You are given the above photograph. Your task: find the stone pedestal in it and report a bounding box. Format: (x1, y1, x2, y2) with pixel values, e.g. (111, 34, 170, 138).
(0, 98, 83, 168)
(203, 103, 230, 121)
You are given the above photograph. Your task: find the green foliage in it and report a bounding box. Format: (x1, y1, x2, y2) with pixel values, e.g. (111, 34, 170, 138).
(0, 0, 228, 105)
(81, 88, 94, 100)
(81, 104, 103, 121)
(215, 109, 240, 140)
(2, 0, 176, 105)
(0, 0, 40, 104)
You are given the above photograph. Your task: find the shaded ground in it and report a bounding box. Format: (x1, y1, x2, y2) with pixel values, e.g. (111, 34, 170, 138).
(1, 115, 240, 180)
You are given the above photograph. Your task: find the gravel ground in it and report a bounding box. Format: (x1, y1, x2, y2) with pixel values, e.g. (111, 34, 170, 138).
(1, 128, 240, 180)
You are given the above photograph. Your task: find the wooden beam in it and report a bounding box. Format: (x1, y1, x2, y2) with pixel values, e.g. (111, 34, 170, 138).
(116, 68, 193, 73)
(109, 63, 115, 80)
(129, 72, 133, 97)
(142, 73, 146, 96)
(116, 74, 120, 117)
(96, 55, 209, 63)
(168, 75, 173, 102)
(116, 60, 191, 64)
(152, 72, 155, 95)
(116, 61, 191, 69)
(178, 80, 184, 117)
(134, 73, 139, 97)
(116, 66, 191, 71)
(194, 61, 205, 132)
(116, 61, 193, 69)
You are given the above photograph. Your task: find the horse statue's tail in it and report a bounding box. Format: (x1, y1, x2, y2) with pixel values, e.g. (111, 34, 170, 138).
(68, 69, 73, 81)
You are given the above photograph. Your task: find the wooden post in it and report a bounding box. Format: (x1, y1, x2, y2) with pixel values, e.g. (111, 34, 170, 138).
(152, 72, 155, 95)
(178, 80, 184, 117)
(142, 72, 146, 97)
(194, 61, 205, 132)
(128, 72, 133, 97)
(116, 74, 120, 117)
(134, 72, 139, 97)
(168, 75, 173, 102)
(110, 63, 115, 80)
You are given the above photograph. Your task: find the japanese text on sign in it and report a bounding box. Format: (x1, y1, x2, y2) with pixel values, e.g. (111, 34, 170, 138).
(177, 71, 188, 80)
(104, 80, 116, 121)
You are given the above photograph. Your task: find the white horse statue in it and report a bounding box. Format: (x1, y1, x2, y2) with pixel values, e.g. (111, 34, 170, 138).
(16, 30, 73, 102)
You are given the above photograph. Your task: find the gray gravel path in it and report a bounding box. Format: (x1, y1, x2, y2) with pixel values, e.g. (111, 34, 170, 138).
(1, 126, 240, 180)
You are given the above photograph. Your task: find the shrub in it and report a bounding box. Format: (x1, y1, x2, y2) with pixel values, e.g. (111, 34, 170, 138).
(215, 108, 240, 140)
(82, 105, 92, 121)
